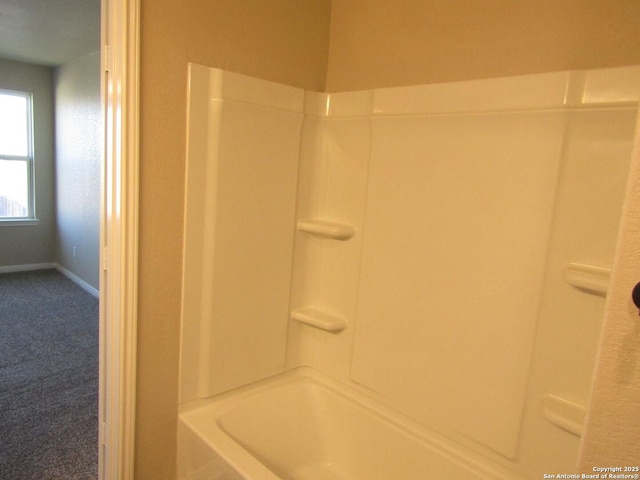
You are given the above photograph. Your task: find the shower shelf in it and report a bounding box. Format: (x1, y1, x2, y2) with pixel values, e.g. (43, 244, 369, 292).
(297, 219, 355, 240)
(291, 307, 347, 333)
(563, 263, 611, 296)
(542, 394, 585, 437)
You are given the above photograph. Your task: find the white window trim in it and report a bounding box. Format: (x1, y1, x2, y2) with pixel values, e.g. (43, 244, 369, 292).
(0, 219, 39, 226)
(0, 89, 36, 221)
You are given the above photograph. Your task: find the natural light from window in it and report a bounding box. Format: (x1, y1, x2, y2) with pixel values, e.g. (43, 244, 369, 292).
(0, 90, 33, 219)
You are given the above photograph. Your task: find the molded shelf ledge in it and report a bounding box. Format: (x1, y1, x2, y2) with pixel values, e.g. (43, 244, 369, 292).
(297, 219, 355, 240)
(563, 263, 611, 296)
(542, 394, 585, 437)
(291, 307, 347, 333)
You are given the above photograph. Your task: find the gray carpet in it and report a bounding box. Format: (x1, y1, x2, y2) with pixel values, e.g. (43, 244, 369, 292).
(0, 269, 99, 479)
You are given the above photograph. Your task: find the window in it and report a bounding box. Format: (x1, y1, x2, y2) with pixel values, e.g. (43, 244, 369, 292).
(0, 90, 34, 220)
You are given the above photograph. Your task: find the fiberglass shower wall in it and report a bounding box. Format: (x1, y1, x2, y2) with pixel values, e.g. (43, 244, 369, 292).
(180, 64, 640, 478)
(181, 65, 303, 400)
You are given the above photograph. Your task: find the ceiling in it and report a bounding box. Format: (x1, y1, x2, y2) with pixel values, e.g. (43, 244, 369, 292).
(0, 0, 100, 67)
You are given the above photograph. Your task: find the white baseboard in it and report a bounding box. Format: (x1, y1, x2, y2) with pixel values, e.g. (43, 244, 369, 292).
(0, 262, 55, 273)
(54, 263, 100, 298)
(0, 262, 100, 298)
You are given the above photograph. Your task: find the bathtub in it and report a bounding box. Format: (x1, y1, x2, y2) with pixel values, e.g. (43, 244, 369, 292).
(177, 368, 521, 480)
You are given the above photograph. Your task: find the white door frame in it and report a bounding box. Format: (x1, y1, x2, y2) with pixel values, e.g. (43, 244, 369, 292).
(99, 0, 139, 478)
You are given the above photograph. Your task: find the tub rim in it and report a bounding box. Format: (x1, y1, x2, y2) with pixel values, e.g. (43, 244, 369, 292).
(178, 367, 526, 480)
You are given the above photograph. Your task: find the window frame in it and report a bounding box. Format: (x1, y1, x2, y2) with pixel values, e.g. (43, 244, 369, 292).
(0, 88, 36, 222)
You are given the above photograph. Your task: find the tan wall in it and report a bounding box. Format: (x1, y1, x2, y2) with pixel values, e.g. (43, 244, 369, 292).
(136, 1, 331, 478)
(326, 0, 640, 92)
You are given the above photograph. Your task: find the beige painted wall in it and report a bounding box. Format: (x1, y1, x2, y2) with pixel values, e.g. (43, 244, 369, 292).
(326, 0, 640, 91)
(137, 1, 331, 478)
(54, 52, 101, 290)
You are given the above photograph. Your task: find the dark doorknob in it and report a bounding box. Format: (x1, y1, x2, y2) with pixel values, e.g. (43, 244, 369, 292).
(632, 282, 640, 311)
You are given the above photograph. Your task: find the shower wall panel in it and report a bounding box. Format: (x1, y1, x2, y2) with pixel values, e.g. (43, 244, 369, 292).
(287, 66, 639, 476)
(181, 64, 303, 402)
(287, 106, 372, 372)
(517, 106, 638, 477)
(181, 62, 640, 478)
(351, 110, 567, 458)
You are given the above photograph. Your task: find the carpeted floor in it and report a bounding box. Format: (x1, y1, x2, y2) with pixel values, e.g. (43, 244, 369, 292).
(0, 269, 99, 479)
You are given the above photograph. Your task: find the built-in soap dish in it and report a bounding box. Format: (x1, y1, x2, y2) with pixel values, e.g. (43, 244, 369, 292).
(541, 394, 585, 437)
(291, 307, 347, 333)
(297, 219, 355, 240)
(563, 263, 610, 296)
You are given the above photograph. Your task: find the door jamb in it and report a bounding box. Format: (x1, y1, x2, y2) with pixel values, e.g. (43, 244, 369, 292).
(99, 0, 140, 478)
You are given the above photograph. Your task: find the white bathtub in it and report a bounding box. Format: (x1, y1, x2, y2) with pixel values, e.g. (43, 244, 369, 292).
(177, 369, 521, 480)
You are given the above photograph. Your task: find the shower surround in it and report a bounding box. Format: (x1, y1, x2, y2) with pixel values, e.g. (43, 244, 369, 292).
(178, 63, 640, 479)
